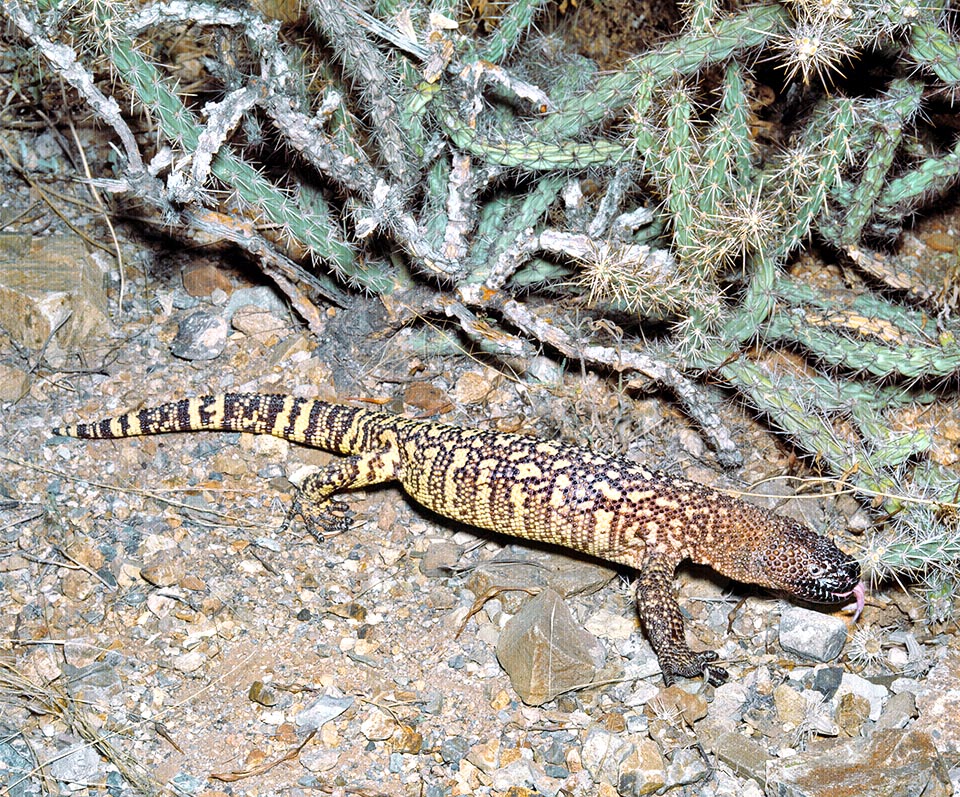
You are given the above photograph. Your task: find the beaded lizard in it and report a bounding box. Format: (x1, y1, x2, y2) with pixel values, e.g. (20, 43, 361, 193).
(54, 393, 864, 685)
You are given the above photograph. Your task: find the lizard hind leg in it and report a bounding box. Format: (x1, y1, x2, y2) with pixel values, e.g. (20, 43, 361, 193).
(279, 446, 400, 539)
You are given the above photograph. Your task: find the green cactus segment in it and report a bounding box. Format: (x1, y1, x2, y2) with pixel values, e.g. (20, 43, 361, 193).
(439, 109, 628, 169)
(398, 60, 432, 163)
(872, 526, 960, 578)
(625, 71, 659, 158)
(763, 309, 960, 379)
(308, 0, 409, 182)
(909, 21, 960, 86)
(871, 136, 960, 224)
(511, 257, 573, 288)
(823, 80, 924, 248)
(684, 0, 720, 34)
(661, 88, 699, 256)
(864, 455, 960, 583)
(479, 0, 551, 64)
(107, 37, 381, 292)
(481, 175, 565, 288)
(765, 275, 960, 379)
(718, 358, 926, 501)
(721, 248, 779, 344)
(865, 506, 960, 583)
(422, 158, 451, 256)
(720, 358, 870, 476)
(782, 100, 857, 255)
(536, 3, 788, 139)
(701, 62, 753, 204)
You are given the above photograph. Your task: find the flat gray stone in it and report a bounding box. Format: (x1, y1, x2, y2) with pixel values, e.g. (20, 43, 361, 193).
(295, 691, 354, 731)
(496, 587, 606, 705)
(170, 310, 227, 360)
(48, 742, 102, 785)
(779, 605, 847, 663)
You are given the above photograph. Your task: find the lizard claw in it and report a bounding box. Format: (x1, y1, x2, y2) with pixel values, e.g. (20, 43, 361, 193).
(661, 650, 728, 686)
(703, 663, 729, 686)
(278, 496, 353, 539)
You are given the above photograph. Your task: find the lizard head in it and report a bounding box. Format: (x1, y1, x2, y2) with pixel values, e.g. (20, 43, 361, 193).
(751, 519, 863, 616)
(697, 509, 863, 617)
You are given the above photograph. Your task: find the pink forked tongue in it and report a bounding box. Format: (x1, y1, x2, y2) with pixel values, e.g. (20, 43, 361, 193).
(845, 582, 866, 623)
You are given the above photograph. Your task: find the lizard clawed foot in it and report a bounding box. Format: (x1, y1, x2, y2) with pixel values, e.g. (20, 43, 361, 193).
(278, 495, 354, 540)
(660, 650, 728, 686)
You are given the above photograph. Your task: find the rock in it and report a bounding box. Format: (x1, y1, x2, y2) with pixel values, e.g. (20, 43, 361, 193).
(617, 633, 664, 685)
(876, 691, 917, 730)
(181, 573, 206, 591)
(62, 637, 99, 669)
(419, 540, 463, 577)
(182, 262, 234, 297)
(778, 606, 847, 663)
(617, 737, 666, 796)
(19, 646, 62, 684)
(539, 551, 618, 598)
(249, 680, 281, 707)
(296, 691, 354, 732)
(646, 685, 708, 725)
(0, 732, 36, 792)
(299, 747, 340, 773)
(581, 727, 633, 787)
(700, 724, 769, 785)
(836, 672, 888, 722)
(140, 557, 183, 587)
(810, 666, 844, 699)
(664, 746, 709, 789)
(766, 728, 951, 797)
(836, 692, 871, 736)
(712, 763, 766, 797)
(496, 588, 606, 705)
(231, 304, 289, 341)
(66, 662, 124, 706)
(710, 681, 750, 724)
(468, 547, 616, 613)
(172, 650, 206, 673)
(60, 570, 96, 603)
(774, 683, 808, 728)
(488, 750, 557, 796)
(224, 285, 288, 322)
(915, 650, 960, 756)
(169, 310, 228, 360)
(453, 370, 496, 405)
(0, 233, 109, 368)
(0, 362, 30, 401)
(440, 736, 470, 765)
(48, 741, 102, 785)
(584, 608, 638, 641)
(403, 382, 452, 415)
(467, 737, 500, 772)
(359, 707, 395, 741)
(390, 724, 422, 754)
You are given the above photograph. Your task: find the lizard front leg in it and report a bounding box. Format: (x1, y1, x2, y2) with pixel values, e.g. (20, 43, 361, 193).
(635, 554, 728, 686)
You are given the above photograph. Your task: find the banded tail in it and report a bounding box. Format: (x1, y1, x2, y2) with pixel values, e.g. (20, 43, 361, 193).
(53, 393, 377, 454)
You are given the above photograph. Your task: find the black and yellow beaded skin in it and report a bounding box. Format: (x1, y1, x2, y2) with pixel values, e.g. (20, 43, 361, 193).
(55, 393, 862, 684)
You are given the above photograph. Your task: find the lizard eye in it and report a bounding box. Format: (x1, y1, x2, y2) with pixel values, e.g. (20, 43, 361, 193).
(806, 562, 829, 579)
